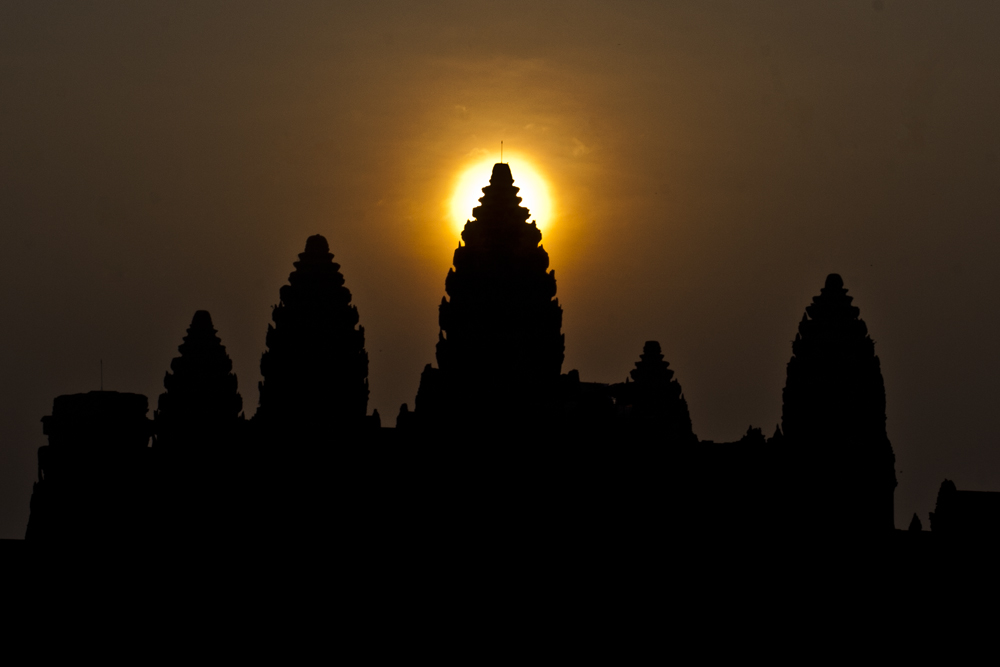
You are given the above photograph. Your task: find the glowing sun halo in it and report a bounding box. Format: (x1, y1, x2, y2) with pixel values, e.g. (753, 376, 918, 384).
(449, 156, 553, 235)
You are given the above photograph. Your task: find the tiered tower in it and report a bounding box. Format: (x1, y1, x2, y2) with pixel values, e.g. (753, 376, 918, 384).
(257, 235, 369, 439)
(156, 310, 243, 539)
(782, 274, 896, 532)
(157, 310, 242, 448)
(619, 341, 697, 444)
(415, 163, 564, 426)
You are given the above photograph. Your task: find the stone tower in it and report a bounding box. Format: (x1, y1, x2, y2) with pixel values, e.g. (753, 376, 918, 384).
(156, 310, 243, 540)
(157, 310, 242, 449)
(416, 163, 564, 426)
(26, 392, 154, 542)
(257, 235, 369, 439)
(782, 274, 896, 532)
(618, 341, 697, 445)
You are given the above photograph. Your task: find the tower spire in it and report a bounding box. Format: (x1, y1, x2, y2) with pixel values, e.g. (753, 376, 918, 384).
(257, 235, 369, 439)
(414, 163, 564, 429)
(157, 310, 242, 449)
(781, 273, 896, 532)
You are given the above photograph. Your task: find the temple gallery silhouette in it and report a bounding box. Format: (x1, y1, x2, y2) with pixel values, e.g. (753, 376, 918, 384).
(21, 163, 1000, 549)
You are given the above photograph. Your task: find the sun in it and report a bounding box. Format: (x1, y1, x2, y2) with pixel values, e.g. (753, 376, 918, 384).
(448, 154, 553, 235)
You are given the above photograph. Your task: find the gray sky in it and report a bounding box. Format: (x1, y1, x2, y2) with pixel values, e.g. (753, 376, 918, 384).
(2, 1, 999, 536)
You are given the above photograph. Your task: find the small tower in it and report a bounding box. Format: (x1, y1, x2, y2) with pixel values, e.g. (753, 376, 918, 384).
(781, 274, 896, 533)
(157, 310, 242, 449)
(617, 341, 697, 445)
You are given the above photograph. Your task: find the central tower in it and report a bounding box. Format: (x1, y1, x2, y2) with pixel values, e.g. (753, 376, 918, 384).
(414, 163, 564, 428)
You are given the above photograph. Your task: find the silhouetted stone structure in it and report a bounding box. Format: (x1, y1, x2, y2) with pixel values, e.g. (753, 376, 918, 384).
(156, 310, 244, 541)
(257, 234, 369, 440)
(782, 274, 896, 532)
(613, 341, 697, 445)
(414, 163, 563, 430)
(252, 235, 373, 540)
(157, 310, 243, 449)
(26, 392, 154, 543)
(23, 164, 996, 558)
(929, 479, 1000, 537)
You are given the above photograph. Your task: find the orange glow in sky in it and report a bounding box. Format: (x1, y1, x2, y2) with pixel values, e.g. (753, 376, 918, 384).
(449, 154, 554, 235)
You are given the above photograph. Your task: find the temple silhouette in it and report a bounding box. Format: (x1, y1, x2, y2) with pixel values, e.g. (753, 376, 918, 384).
(19, 163, 1000, 551)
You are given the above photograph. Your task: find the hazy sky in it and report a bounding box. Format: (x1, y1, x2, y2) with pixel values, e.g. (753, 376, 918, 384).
(2, 1, 999, 537)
